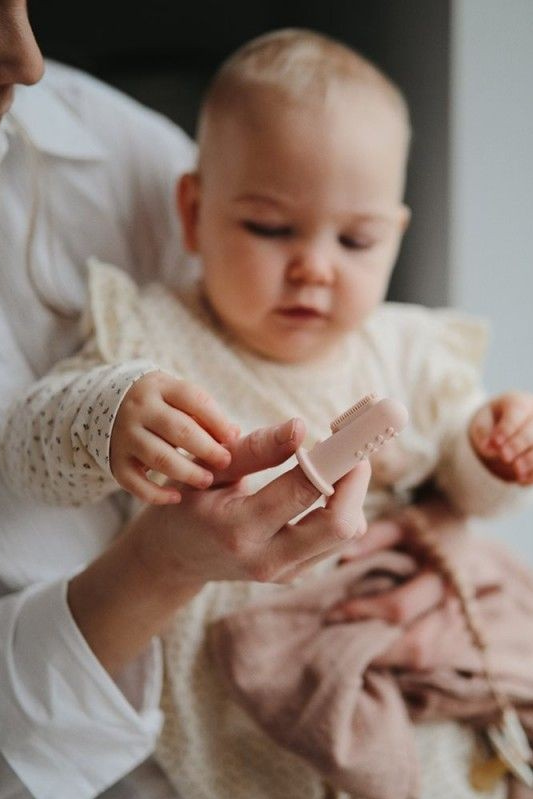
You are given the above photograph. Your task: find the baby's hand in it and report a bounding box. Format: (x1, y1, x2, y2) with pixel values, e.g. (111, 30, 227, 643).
(469, 392, 533, 485)
(110, 372, 237, 504)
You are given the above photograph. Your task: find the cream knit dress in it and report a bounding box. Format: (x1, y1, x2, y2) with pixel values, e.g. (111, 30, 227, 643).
(1, 260, 528, 798)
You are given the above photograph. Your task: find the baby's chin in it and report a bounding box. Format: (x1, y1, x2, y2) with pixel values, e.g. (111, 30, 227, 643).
(236, 329, 347, 365)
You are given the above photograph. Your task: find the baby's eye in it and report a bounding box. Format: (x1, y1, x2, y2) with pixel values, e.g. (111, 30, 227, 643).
(339, 234, 373, 251)
(243, 220, 293, 238)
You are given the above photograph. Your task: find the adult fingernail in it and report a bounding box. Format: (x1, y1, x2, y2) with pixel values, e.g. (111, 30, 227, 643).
(218, 449, 232, 467)
(274, 418, 296, 445)
(200, 472, 214, 488)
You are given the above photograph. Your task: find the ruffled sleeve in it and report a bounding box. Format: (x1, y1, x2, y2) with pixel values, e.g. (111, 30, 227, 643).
(82, 257, 155, 363)
(409, 307, 489, 437)
(409, 308, 530, 517)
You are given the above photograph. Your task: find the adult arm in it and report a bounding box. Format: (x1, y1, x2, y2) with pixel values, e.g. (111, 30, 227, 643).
(0, 312, 164, 799)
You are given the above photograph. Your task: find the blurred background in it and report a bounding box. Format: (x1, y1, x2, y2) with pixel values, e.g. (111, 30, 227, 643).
(30, 0, 533, 560)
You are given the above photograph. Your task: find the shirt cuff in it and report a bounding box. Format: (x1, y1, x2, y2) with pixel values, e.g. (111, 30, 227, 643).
(0, 579, 163, 799)
(74, 360, 161, 477)
(438, 427, 533, 517)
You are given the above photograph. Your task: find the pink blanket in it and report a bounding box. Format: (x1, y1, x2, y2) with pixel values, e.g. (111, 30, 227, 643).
(210, 521, 533, 798)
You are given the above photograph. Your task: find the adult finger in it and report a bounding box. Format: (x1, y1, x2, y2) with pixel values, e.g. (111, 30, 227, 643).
(266, 461, 372, 565)
(251, 457, 371, 542)
(325, 570, 446, 624)
(212, 418, 306, 485)
(276, 538, 361, 583)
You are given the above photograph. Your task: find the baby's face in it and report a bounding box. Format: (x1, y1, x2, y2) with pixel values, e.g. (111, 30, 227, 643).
(180, 86, 410, 363)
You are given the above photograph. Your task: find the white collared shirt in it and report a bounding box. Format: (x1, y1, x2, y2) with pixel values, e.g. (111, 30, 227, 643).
(0, 61, 195, 798)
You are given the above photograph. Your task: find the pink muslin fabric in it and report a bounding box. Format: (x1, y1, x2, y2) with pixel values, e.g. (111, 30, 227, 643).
(209, 524, 533, 798)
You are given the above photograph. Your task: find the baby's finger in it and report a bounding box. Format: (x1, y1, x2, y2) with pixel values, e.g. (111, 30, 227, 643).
(120, 460, 182, 505)
(131, 430, 214, 489)
(498, 415, 533, 463)
(162, 380, 237, 442)
(515, 446, 533, 485)
(490, 395, 532, 447)
(147, 406, 231, 470)
(469, 404, 496, 456)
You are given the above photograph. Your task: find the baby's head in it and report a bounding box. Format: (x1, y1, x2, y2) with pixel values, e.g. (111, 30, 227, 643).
(179, 29, 411, 363)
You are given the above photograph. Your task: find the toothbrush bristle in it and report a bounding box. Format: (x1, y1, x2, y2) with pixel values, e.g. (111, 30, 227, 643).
(330, 393, 378, 433)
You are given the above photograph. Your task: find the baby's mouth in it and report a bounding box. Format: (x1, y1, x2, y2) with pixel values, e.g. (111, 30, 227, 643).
(277, 306, 327, 321)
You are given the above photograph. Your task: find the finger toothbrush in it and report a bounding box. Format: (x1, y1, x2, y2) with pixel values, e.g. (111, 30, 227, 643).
(296, 393, 409, 495)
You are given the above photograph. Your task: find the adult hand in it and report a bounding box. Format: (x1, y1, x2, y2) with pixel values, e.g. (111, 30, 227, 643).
(69, 417, 371, 674)
(131, 416, 371, 588)
(325, 494, 464, 626)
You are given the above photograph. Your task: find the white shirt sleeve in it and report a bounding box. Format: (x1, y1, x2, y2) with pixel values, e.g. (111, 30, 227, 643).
(0, 579, 163, 800)
(0, 303, 166, 798)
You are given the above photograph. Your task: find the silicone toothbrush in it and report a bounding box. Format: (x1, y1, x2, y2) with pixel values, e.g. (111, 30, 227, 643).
(296, 393, 408, 495)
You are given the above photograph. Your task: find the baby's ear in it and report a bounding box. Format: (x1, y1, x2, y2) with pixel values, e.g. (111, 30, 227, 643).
(177, 172, 201, 252)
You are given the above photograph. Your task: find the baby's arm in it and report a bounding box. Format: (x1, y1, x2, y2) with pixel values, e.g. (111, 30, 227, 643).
(0, 339, 235, 506)
(435, 392, 533, 518)
(403, 306, 533, 518)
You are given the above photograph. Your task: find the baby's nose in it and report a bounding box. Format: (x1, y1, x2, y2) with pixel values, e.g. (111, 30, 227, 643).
(286, 244, 334, 285)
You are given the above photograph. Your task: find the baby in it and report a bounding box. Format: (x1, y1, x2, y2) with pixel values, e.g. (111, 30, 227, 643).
(2, 28, 533, 798)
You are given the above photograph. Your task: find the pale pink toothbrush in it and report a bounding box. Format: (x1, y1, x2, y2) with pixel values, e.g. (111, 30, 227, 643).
(296, 393, 409, 495)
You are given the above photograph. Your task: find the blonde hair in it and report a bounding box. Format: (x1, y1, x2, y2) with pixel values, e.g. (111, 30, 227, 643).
(198, 28, 411, 148)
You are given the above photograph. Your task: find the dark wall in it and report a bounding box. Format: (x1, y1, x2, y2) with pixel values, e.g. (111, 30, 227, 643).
(30, 1, 399, 135)
(29, 0, 451, 305)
